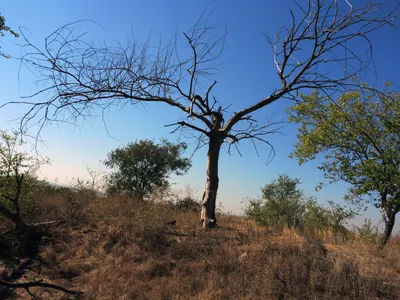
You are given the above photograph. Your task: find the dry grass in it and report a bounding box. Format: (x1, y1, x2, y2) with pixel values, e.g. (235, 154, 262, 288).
(1, 190, 400, 299)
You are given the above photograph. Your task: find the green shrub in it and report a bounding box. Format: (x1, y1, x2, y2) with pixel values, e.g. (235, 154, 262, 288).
(245, 175, 305, 229)
(302, 198, 330, 229)
(246, 174, 355, 234)
(356, 219, 379, 244)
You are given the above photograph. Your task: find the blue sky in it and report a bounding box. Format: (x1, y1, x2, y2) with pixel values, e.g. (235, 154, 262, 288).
(1, 1, 399, 231)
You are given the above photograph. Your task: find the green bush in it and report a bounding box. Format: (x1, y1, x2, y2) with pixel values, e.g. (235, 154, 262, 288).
(301, 199, 354, 237)
(356, 219, 379, 244)
(245, 175, 305, 229)
(246, 174, 355, 234)
(302, 198, 331, 230)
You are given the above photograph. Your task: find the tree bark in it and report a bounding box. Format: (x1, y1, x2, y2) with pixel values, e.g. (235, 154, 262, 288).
(201, 132, 223, 228)
(381, 209, 395, 247)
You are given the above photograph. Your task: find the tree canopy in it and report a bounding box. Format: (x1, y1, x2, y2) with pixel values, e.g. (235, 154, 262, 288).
(288, 85, 400, 245)
(104, 139, 191, 200)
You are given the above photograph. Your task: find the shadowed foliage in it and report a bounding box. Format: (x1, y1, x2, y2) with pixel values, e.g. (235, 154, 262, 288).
(0, 130, 48, 234)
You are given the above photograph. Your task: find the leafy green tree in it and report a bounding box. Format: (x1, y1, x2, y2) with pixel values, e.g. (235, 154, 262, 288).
(104, 139, 191, 201)
(288, 85, 400, 246)
(0, 14, 19, 58)
(0, 130, 47, 233)
(246, 174, 305, 228)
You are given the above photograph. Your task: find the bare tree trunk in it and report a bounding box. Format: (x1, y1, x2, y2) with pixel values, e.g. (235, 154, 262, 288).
(381, 210, 395, 247)
(201, 132, 223, 228)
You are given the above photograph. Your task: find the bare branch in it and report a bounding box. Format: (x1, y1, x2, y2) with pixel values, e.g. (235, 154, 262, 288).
(224, 0, 398, 133)
(224, 118, 284, 160)
(165, 121, 209, 135)
(9, 18, 228, 133)
(0, 279, 82, 296)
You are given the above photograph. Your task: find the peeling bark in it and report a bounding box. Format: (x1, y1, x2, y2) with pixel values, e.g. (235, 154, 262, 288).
(381, 209, 396, 247)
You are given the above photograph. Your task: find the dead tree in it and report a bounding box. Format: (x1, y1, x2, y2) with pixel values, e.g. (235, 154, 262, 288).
(3, 1, 397, 228)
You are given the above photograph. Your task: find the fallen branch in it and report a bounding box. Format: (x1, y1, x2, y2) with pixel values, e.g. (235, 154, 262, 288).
(0, 279, 82, 296)
(30, 219, 66, 227)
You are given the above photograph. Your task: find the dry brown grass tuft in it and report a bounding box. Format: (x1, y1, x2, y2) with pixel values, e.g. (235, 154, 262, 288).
(1, 191, 400, 299)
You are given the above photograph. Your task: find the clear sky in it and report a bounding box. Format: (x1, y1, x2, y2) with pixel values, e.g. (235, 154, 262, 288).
(1, 1, 399, 232)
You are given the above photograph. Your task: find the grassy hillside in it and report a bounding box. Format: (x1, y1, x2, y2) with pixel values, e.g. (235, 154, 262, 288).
(0, 189, 399, 299)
